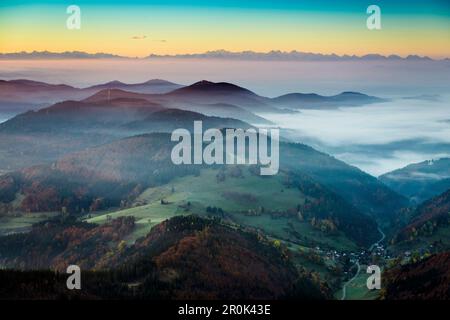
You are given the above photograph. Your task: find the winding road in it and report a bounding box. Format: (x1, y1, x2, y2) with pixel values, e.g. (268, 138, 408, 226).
(340, 226, 385, 300)
(369, 227, 386, 251)
(340, 261, 361, 300)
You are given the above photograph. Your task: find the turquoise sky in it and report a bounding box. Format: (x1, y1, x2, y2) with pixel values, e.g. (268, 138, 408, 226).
(0, 0, 448, 13)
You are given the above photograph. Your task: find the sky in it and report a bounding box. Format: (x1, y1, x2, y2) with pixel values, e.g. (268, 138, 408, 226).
(0, 0, 449, 58)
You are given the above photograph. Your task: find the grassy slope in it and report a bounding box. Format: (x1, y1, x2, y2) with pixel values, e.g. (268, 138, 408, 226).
(87, 168, 358, 251)
(334, 264, 380, 300)
(0, 212, 59, 236)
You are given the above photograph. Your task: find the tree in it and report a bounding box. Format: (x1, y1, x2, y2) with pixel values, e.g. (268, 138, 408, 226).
(117, 240, 127, 253)
(273, 239, 281, 249)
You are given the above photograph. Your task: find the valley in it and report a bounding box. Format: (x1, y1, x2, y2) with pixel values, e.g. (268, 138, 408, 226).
(1, 0, 449, 303)
(0, 78, 448, 300)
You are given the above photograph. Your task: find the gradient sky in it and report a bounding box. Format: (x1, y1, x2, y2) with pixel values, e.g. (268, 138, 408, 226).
(0, 0, 449, 58)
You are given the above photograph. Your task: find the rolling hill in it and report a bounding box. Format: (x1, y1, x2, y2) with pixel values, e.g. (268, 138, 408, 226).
(0, 95, 250, 172)
(380, 158, 450, 204)
(383, 251, 450, 300)
(87, 166, 379, 248)
(393, 188, 450, 246)
(279, 142, 408, 223)
(83, 87, 273, 123)
(0, 131, 393, 248)
(0, 78, 406, 245)
(1, 78, 385, 126)
(0, 133, 199, 212)
(85, 79, 182, 94)
(0, 79, 183, 106)
(1, 78, 386, 116)
(171, 102, 272, 125)
(122, 108, 252, 133)
(272, 91, 385, 109)
(164, 80, 277, 112)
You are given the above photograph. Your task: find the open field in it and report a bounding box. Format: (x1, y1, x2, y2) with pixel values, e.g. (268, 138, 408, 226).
(86, 197, 188, 244)
(335, 264, 380, 300)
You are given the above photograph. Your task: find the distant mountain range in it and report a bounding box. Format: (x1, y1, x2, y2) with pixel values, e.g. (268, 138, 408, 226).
(147, 50, 439, 61)
(0, 51, 128, 59)
(0, 79, 183, 107)
(0, 50, 445, 61)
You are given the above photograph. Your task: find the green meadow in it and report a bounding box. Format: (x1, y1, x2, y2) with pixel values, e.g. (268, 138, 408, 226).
(0, 212, 59, 236)
(334, 264, 380, 300)
(87, 168, 358, 250)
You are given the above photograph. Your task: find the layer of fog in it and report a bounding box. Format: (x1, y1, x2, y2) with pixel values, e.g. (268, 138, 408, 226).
(0, 114, 12, 124)
(267, 97, 450, 176)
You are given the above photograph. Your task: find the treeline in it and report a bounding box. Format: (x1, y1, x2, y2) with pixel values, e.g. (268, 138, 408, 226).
(0, 216, 135, 270)
(0, 161, 200, 214)
(394, 188, 450, 243)
(382, 251, 450, 300)
(284, 171, 379, 247)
